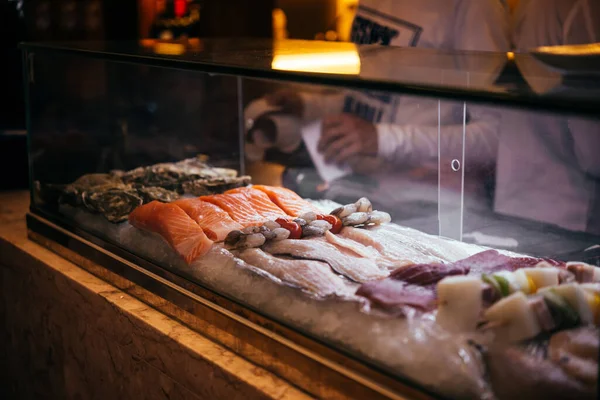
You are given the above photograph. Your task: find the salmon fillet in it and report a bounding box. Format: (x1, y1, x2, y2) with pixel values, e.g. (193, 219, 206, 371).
(252, 185, 320, 217)
(128, 201, 213, 264)
(173, 198, 243, 241)
(202, 187, 286, 226)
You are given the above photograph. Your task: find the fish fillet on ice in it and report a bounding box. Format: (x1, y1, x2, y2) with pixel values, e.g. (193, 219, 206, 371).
(236, 248, 347, 297)
(173, 198, 243, 241)
(201, 188, 286, 226)
(128, 201, 213, 264)
(263, 237, 388, 283)
(376, 224, 481, 262)
(324, 231, 413, 270)
(252, 184, 320, 216)
(339, 227, 444, 265)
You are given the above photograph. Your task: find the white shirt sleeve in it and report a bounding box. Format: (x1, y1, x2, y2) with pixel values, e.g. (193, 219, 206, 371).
(376, 105, 501, 167)
(453, 0, 511, 52)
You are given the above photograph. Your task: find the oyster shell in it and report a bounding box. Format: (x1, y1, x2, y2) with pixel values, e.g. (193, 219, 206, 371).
(60, 174, 128, 207)
(120, 156, 239, 191)
(120, 165, 182, 190)
(182, 175, 252, 196)
(45, 156, 242, 223)
(176, 155, 238, 178)
(136, 186, 181, 203)
(81, 188, 143, 223)
(71, 173, 123, 188)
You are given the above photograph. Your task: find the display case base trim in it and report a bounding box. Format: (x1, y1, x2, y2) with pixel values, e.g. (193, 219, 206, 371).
(26, 211, 438, 400)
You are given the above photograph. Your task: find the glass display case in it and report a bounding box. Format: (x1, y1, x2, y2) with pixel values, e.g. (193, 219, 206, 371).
(22, 39, 600, 400)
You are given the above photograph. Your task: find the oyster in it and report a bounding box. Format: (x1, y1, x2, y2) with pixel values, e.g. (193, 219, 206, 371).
(182, 175, 252, 196)
(175, 155, 238, 178)
(46, 156, 243, 223)
(60, 174, 128, 207)
(120, 156, 240, 192)
(120, 164, 182, 190)
(81, 188, 143, 223)
(136, 186, 181, 203)
(71, 173, 123, 188)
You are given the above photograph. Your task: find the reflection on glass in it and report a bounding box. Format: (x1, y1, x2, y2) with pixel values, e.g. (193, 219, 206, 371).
(153, 42, 186, 55)
(272, 40, 360, 75)
(534, 42, 600, 55)
(139, 38, 203, 56)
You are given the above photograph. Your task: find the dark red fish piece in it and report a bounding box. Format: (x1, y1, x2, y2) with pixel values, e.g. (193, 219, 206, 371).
(390, 262, 468, 286)
(454, 250, 564, 276)
(482, 283, 502, 307)
(356, 279, 437, 314)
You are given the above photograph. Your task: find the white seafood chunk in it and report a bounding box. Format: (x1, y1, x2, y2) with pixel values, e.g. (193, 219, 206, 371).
(522, 267, 560, 292)
(483, 292, 541, 343)
(436, 276, 483, 333)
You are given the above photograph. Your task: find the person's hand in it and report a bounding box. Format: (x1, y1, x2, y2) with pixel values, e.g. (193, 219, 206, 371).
(265, 89, 304, 117)
(318, 113, 378, 165)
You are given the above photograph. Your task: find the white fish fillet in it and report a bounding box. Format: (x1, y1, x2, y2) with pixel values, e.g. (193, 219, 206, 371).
(324, 231, 412, 270)
(339, 227, 445, 265)
(236, 248, 348, 297)
(263, 238, 388, 283)
(375, 225, 483, 262)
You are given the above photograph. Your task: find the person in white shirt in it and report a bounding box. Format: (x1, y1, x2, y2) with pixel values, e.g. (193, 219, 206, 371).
(494, 0, 600, 234)
(260, 0, 510, 175)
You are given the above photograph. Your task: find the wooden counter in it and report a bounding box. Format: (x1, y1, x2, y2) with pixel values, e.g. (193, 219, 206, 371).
(0, 191, 309, 399)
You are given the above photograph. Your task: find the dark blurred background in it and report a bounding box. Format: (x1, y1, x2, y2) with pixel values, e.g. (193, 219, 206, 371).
(1, 0, 356, 190)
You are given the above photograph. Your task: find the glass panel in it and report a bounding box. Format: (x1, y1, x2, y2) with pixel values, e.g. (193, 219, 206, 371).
(461, 103, 600, 263)
(437, 99, 466, 241)
(28, 51, 244, 216)
(21, 40, 600, 117)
